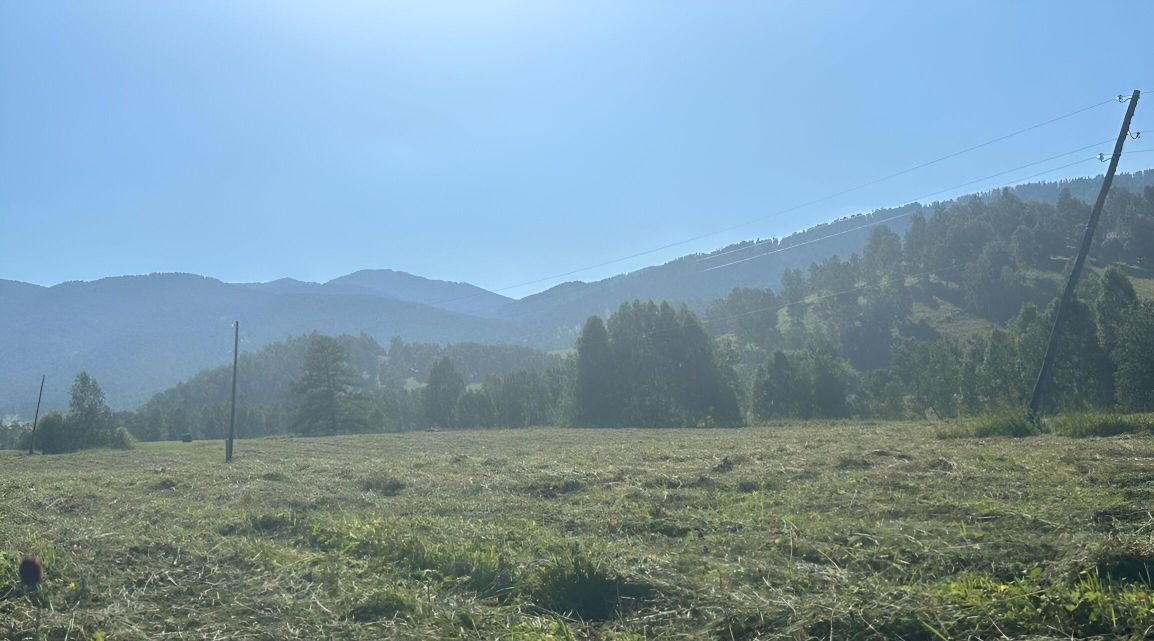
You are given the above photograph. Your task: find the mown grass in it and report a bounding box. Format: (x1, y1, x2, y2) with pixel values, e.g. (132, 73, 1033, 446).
(2, 421, 1154, 639)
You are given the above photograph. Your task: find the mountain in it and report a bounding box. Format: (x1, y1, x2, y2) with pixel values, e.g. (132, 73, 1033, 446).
(499, 203, 925, 345)
(325, 270, 512, 318)
(242, 271, 512, 318)
(4, 169, 1153, 418)
(503, 170, 1154, 343)
(0, 273, 519, 416)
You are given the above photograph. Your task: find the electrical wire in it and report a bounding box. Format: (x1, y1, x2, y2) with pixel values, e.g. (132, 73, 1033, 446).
(500, 146, 1119, 334)
(704, 144, 1112, 272)
(415, 96, 1126, 306)
(695, 98, 1120, 264)
(702, 137, 1114, 264)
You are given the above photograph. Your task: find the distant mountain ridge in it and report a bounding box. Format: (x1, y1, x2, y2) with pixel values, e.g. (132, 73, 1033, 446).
(3, 169, 1153, 417)
(240, 270, 512, 317)
(325, 269, 512, 317)
(0, 272, 520, 416)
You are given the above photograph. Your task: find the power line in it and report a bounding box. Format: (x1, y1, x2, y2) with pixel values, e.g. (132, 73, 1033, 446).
(702, 137, 1114, 264)
(504, 147, 1118, 331)
(704, 143, 1113, 272)
(692, 97, 1119, 263)
(418, 95, 1125, 305)
(809, 98, 1117, 194)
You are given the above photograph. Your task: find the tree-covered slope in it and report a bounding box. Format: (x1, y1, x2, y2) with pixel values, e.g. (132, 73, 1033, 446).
(4, 170, 1154, 419)
(0, 273, 521, 416)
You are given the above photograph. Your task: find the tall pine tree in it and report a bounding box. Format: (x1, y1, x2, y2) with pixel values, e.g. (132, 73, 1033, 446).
(292, 334, 361, 436)
(571, 316, 618, 427)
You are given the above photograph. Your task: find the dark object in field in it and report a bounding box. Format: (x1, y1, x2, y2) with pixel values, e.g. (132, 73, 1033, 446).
(181, 433, 193, 443)
(0, 555, 43, 602)
(18, 556, 43, 590)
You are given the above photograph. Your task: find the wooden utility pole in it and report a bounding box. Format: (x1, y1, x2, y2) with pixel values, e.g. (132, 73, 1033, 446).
(27, 375, 45, 455)
(226, 321, 239, 463)
(1028, 90, 1141, 417)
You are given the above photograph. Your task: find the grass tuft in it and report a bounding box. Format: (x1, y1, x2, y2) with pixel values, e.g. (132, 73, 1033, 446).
(527, 545, 652, 621)
(360, 472, 407, 496)
(1047, 412, 1154, 438)
(939, 409, 1043, 439)
(347, 587, 422, 621)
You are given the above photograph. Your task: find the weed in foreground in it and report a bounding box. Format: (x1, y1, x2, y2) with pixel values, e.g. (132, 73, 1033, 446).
(930, 569, 1154, 638)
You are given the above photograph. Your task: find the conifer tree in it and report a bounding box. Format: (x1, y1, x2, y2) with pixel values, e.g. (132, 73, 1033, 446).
(423, 356, 465, 428)
(572, 316, 618, 426)
(293, 334, 359, 436)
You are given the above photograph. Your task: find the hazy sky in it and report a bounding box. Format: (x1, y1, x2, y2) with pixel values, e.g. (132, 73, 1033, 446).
(2, 2, 1152, 297)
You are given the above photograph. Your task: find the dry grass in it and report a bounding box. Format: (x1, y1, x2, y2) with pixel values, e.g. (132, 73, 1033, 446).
(2, 422, 1154, 639)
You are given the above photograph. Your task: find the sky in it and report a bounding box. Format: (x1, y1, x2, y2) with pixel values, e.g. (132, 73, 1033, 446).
(2, 2, 1153, 298)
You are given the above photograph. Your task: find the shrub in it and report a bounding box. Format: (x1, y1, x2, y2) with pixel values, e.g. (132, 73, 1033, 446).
(110, 426, 136, 450)
(34, 412, 78, 454)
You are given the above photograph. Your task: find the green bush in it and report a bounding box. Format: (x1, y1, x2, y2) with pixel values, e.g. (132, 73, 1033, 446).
(34, 412, 78, 454)
(110, 426, 136, 450)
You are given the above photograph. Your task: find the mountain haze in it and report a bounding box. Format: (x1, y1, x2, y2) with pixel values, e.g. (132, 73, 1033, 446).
(0, 273, 519, 415)
(3, 170, 1153, 417)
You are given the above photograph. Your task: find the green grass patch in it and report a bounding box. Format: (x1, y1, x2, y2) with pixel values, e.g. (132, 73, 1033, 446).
(1047, 412, 1154, 438)
(939, 409, 1043, 438)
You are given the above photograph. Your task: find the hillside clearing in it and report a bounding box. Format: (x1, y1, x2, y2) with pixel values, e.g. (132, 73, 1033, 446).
(2, 423, 1154, 640)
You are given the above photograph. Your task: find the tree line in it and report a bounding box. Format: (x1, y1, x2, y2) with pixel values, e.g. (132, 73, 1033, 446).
(4, 185, 1154, 449)
(2, 372, 136, 453)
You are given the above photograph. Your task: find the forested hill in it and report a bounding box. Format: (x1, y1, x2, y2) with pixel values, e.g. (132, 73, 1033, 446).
(0, 274, 522, 415)
(504, 169, 1154, 341)
(109, 181, 1154, 442)
(3, 169, 1153, 418)
(1006, 168, 1154, 206)
(498, 202, 926, 343)
(126, 335, 560, 441)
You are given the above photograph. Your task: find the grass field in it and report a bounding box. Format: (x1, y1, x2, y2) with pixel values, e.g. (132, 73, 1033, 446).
(3, 422, 1154, 640)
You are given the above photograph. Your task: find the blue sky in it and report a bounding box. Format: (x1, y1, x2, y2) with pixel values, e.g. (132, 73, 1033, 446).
(2, 2, 1152, 297)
